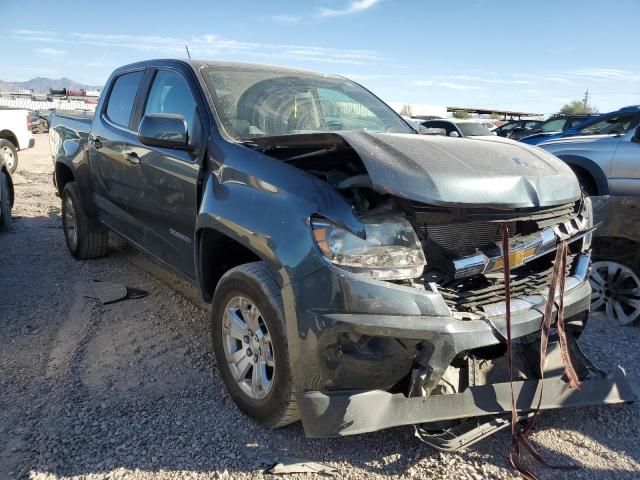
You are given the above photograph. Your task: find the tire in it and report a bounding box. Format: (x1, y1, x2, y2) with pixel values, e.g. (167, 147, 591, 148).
(211, 261, 299, 428)
(61, 182, 109, 259)
(0, 172, 12, 231)
(0, 139, 18, 174)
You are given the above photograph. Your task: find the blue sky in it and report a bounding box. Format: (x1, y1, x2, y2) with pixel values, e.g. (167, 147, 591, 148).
(3, 0, 639, 114)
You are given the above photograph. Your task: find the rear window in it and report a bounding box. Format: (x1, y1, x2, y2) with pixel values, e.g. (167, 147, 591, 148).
(457, 123, 492, 136)
(105, 71, 144, 128)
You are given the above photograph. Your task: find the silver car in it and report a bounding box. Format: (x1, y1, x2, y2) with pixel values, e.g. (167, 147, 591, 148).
(540, 113, 640, 195)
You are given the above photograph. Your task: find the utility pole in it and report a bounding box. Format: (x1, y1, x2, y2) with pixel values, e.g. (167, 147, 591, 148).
(582, 89, 589, 111)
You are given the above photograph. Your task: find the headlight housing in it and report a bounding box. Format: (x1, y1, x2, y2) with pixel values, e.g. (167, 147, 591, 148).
(311, 215, 426, 280)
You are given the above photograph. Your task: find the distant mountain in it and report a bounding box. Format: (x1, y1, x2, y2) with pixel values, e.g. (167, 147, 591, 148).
(0, 77, 102, 93)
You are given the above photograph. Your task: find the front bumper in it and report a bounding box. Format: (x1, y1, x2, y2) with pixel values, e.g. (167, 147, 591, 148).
(297, 365, 635, 437)
(286, 252, 635, 436)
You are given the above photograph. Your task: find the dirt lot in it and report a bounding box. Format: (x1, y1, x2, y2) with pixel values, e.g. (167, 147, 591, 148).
(1, 134, 640, 479)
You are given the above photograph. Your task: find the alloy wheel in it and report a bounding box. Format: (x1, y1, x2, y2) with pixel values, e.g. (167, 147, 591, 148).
(222, 295, 275, 399)
(1, 146, 15, 171)
(590, 261, 640, 325)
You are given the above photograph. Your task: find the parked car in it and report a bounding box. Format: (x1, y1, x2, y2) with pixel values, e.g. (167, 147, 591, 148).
(519, 113, 601, 145)
(526, 107, 640, 147)
(0, 157, 14, 231)
(539, 120, 640, 196)
(0, 108, 35, 173)
(493, 119, 543, 139)
(49, 59, 631, 441)
(420, 119, 495, 137)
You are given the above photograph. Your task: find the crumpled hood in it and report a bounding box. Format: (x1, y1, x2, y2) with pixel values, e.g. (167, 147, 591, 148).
(337, 132, 581, 208)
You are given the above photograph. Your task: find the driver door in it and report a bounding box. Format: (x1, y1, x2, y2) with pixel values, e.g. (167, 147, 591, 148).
(125, 67, 205, 279)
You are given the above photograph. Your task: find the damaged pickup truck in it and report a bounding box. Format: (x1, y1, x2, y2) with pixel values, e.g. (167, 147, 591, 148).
(50, 60, 634, 445)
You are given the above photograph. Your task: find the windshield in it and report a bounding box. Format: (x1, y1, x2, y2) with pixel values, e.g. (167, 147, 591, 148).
(457, 123, 492, 136)
(202, 65, 413, 140)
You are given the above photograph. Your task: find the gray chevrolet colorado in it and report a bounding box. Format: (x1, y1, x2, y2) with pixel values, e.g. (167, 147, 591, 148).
(50, 59, 633, 442)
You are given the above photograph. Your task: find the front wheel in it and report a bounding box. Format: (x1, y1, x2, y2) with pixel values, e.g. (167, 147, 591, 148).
(0, 140, 18, 174)
(61, 182, 109, 259)
(211, 262, 298, 428)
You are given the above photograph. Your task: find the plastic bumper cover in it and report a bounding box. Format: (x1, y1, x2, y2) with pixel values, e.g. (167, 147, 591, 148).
(297, 366, 635, 437)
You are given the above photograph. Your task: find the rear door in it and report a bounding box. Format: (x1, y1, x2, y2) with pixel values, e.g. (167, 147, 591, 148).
(89, 69, 145, 237)
(124, 65, 207, 280)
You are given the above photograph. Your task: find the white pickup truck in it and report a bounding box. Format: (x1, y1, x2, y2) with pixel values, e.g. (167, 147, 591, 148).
(0, 109, 35, 173)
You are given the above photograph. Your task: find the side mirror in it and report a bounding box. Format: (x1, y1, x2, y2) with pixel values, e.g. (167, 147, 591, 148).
(449, 131, 460, 137)
(138, 113, 191, 150)
(635, 126, 640, 143)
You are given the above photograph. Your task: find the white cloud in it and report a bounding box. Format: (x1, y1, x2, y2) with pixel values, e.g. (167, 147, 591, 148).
(35, 47, 67, 57)
(270, 14, 302, 24)
(441, 75, 532, 86)
(437, 82, 484, 91)
(318, 0, 381, 17)
(14, 29, 381, 67)
(411, 79, 484, 91)
(566, 68, 632, 79)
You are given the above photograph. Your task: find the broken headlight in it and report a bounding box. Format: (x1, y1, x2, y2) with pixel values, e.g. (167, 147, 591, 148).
(311, 215, 426, 280)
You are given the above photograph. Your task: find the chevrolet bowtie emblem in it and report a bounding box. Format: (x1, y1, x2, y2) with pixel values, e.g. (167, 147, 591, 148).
(491, 245, 539, 271)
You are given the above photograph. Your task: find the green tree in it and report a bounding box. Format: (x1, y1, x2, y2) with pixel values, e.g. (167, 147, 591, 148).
(560, 90, 598, 114)
(452, 110, 470, 119)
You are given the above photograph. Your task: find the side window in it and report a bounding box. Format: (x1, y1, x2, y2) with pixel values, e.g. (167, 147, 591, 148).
(105, 71, 144, 128)
(144, 70, 198, 137)
(580, 114, 635, 135)
(569, 118, 586, 128)
(540, 118, 566, 132)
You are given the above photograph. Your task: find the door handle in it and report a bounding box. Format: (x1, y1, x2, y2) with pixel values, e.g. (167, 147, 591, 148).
(123, 151, 140, 165)
(89, 136, 102, 149)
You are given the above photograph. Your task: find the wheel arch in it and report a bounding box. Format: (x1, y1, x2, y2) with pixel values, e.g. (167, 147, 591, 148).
(557, 154, 609, 195)
(0, 130, 19, 148)
(55, 161, 75, 196)
(196, 225, 274, 303)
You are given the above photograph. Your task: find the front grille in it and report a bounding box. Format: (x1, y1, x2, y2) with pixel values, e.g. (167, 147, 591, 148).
(438, 253, 576, 312)
(413, 202, 578, 257)
(423, 221, 516, 257)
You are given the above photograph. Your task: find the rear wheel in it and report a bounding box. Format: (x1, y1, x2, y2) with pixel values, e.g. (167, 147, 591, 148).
(0, 172, 12, 231)
(61, 182, 109, 259)
(0, 140, 18, 174)
(211, 262, 298, 428)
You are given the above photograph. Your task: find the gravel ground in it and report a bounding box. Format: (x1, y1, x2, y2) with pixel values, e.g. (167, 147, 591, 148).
(1, 134, 640, 479)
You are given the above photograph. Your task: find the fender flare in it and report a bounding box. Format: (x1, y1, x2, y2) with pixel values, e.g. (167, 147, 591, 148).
(556, 154, 609, 195)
